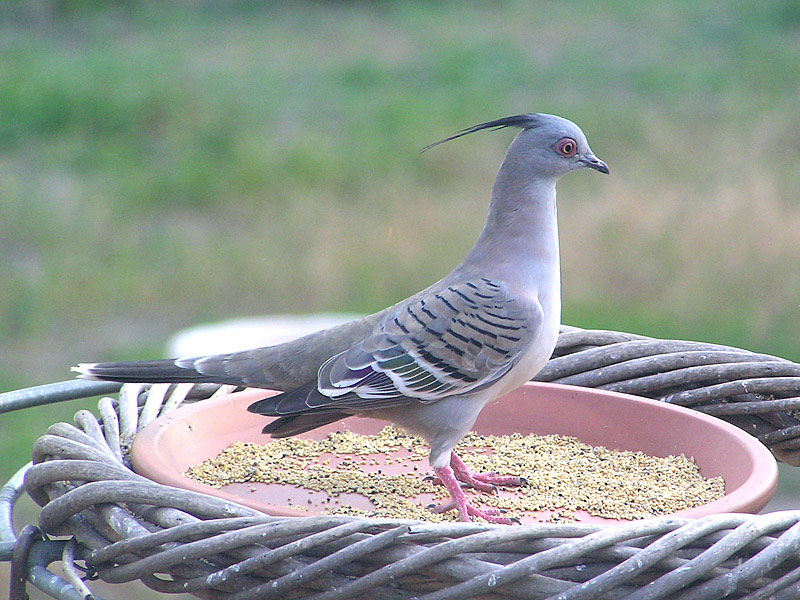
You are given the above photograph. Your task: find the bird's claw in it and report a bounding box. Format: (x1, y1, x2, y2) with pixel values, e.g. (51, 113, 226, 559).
(428, 500, 514, 524)
(425, 474, 496, 492)
(447, 451, 526, 491)
(429, 456, 528, 524)
(462, 504, 513, 524)
(426, 475, 474, 490)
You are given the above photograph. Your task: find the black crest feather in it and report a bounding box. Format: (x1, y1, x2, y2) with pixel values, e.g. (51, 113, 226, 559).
(422, 113, 541, 152)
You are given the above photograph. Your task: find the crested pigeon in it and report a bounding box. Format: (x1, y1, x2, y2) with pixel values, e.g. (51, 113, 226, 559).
(77, 114, 608, 523)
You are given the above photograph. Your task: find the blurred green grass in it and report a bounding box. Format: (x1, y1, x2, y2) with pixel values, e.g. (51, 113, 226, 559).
(2, 4, 800, 596)
(2, 0, 800, 482)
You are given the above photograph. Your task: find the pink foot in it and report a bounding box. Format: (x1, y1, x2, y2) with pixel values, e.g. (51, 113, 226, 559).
(450, 452, 527, 491)
(427, 452, 528, 493)
(430, 464, 515, 524)
(431, 499, 506, 519)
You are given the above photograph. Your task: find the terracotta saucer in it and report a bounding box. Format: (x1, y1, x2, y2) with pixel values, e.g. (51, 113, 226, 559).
(131, 382, 778, 524)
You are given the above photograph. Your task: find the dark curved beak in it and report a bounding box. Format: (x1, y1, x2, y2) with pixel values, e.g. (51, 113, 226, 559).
(580, 154, 609, 174)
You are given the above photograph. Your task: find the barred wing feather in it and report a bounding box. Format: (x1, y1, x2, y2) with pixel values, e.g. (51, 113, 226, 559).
(314, 278, 540, 408)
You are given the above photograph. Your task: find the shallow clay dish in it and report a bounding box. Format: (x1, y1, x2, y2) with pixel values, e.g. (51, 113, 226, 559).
(131, 382, 778, 524)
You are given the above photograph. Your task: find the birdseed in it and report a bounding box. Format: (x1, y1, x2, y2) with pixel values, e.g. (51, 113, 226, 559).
(185, 426, 725, 523)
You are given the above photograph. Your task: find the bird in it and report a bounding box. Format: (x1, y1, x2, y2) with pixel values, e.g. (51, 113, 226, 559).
(76, 113, 608, 523)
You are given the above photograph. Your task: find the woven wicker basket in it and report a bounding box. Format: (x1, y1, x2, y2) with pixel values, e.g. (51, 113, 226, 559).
(18, 327, 800, 599)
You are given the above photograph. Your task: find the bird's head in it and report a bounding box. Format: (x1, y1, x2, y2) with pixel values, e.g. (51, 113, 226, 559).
(425, 113, 608, 180)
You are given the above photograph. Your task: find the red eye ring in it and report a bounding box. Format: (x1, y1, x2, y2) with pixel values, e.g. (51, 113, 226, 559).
(555, 138, 577, 157)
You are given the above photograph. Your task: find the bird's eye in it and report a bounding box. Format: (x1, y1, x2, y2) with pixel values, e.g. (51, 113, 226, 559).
(555, 138, 577, 157)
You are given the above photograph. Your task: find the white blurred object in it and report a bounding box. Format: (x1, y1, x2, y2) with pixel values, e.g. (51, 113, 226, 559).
(166, 313, 361, 358)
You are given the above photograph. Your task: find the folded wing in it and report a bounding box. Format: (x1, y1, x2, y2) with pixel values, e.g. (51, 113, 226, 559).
(251, 278, 542, 417)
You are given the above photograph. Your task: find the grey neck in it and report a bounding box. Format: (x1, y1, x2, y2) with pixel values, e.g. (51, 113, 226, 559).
(457, 161, 561, 298)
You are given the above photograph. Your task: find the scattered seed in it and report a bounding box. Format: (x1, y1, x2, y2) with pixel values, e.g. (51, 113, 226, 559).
(185, 426, 724, 522)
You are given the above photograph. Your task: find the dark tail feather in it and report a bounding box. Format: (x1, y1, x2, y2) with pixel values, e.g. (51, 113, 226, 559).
(249, 382, 348, 437)
(262, 412, 350, 438)
(247, 381, 333, 416)
(78, 359, 350, 436)
(72, 359, 219, 384)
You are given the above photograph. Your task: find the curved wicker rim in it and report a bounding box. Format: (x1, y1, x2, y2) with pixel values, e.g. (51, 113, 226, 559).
(18, 327, 800, 599)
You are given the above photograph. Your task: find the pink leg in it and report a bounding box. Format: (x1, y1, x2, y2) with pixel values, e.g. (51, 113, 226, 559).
(428, 452, 528, 492)
(432, 464, 513, 524)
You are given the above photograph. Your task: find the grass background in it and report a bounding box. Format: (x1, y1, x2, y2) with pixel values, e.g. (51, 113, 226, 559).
(1, 2, 799, 597)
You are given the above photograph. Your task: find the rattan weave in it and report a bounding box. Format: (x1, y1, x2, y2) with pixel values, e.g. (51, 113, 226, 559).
(24, 328, 800, 599)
